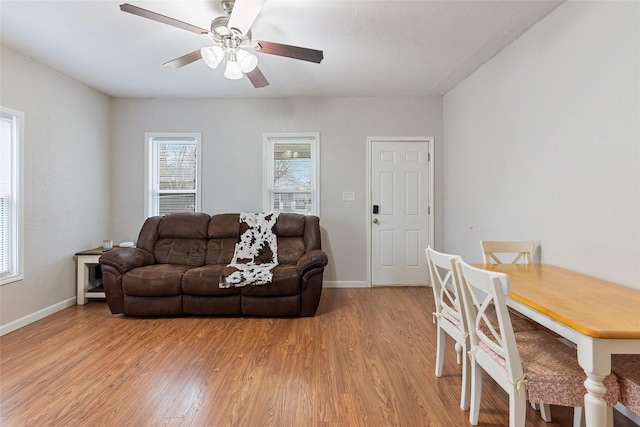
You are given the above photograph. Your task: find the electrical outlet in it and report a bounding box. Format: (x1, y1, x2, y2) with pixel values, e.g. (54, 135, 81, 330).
(342, 191, 356, 201)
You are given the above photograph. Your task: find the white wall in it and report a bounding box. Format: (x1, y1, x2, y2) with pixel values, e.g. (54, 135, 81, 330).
(110, 96, 443, 285)
(0, 45, 111, 333)
(443, 1, 639, 288)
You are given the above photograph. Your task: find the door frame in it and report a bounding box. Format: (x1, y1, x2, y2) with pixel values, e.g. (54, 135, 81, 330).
(366, 136, 435, 287)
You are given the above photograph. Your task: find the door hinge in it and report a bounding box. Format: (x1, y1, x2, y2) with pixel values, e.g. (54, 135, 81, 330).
(428, 206, 431, 215)
(428, 152, 431, 162)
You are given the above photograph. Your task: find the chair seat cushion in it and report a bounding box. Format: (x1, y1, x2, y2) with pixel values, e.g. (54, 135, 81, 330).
(440, 307, 463, 329)
(123, 264, 191, 297)
(518, 332, 620, 407)
(477, 331, 620, 407)
(612, 354, 640, 416)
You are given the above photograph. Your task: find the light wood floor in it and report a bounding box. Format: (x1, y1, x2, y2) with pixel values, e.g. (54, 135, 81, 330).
(1, 287, 637, 427)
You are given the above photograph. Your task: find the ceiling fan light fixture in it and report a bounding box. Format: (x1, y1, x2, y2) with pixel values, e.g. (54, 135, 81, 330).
(236, 49, 258, 73)
(201, 45, 224, 69)
(119, 2, 323, 89)
(224, 51, 243, 79)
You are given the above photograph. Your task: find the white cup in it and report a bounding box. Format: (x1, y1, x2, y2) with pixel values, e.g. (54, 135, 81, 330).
(102, 239, 113, 251)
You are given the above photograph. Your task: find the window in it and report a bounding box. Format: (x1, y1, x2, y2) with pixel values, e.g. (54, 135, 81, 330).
(263, 133, 319, 215)
(1, 107, 23, 285)
(145, 133, 201, 217)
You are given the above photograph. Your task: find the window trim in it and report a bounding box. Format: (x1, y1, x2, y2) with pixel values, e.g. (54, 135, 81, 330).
(262, 132, 320, 216)
(0, 107, 24, 286)
(144, 132, 202, 218)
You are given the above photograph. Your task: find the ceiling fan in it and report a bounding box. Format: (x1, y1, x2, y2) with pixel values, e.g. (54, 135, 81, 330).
(120, 0, 323, 88)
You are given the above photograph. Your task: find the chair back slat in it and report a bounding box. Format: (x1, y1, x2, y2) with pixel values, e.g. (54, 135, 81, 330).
(481, 240, 535, 264)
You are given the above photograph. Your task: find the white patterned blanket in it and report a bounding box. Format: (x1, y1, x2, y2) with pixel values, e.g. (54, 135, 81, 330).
(219, 212, 279, 288)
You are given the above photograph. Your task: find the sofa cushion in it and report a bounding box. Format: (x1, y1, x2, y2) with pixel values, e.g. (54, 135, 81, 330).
(208, 213, 241, 238)
(277, 236, 306, 264)
(158, 212, 210, 239)
(240, 264, 299, 297)
(154, 238, 208, 267)
(274, 213, 305, 236)
(207, 214, 240, 265)
(152, 213, 210, 267)
(275, 214, 308, 264)
(206, 237, 237, 265)
(182, 265, 241, 296)
(123, 264, 191, 297)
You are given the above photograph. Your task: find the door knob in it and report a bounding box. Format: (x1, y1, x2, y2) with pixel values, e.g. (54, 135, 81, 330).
(372, 218, 379, 224)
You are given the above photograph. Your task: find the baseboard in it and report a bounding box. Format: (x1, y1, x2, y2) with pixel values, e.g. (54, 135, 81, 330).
(0, 297, 77, 336)
(372, 283, 429, 287)
(323, 282, 430, 288)
(323, 281, 369, 288)
(616, 403, 640, 426)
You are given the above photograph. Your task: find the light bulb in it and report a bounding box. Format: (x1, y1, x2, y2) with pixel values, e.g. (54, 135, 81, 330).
(200, 46, 224, 69)
(236, 49, 258, 73)
(224, 60, 243, 80)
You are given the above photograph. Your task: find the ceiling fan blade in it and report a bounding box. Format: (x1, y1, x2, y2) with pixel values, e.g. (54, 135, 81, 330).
(254, 41, 323, 63)
(163, 50, 203, 68)
(246, 67, 270, 88)
(227, 0, 266, 36)
(120, 3, 210, 36)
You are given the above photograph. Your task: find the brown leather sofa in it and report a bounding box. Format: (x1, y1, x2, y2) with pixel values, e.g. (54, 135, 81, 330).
(99, 212, 328, 317)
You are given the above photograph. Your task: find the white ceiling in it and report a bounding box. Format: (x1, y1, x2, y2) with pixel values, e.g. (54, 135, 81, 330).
(0, 0, 563, 99)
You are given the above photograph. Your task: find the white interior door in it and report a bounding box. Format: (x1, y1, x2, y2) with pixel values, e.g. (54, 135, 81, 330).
(369, 138, 432, 286)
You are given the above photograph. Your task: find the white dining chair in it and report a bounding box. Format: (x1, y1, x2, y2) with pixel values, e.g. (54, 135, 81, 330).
(480, 239, 564, 421)
(480, 240, 536, 265)
(456, 260, 620, 427)
(425, 247, 470, 411)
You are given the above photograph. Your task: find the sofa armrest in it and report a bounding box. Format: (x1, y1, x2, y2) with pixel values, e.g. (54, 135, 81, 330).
(99, 247, 155, 274)
(296, 249, 328, 274)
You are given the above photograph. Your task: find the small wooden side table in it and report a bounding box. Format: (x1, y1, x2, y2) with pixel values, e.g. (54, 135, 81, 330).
(75, 247, 108, 305)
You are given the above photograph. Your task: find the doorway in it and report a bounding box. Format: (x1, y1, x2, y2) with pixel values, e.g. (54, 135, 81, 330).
(367, 137, 434, 286)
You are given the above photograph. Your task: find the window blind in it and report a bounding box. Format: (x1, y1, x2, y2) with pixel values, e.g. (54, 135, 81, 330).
(158, 143, 197, 191)
(159, 194, 196, 215)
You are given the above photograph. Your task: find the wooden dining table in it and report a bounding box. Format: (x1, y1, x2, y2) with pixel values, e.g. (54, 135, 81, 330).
(476, 263, 640, 427)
